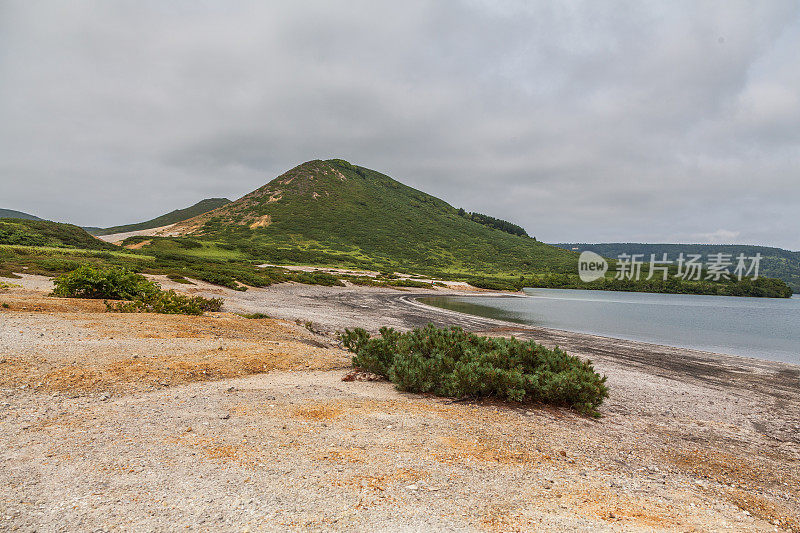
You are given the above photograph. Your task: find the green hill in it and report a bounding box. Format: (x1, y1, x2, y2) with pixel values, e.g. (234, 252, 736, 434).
(163, 159, 577, 279)
(553, 243, 800, 293)
(0, 218, 114, 250)
(89, 198, 231, 236)
(0, 208, 42, 221)
(131, 159, 789, 297)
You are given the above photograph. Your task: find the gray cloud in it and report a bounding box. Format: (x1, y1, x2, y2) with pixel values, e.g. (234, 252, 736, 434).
(1, 1, 798, 248)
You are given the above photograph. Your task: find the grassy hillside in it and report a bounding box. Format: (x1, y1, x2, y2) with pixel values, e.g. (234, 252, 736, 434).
(0, 218, 114, 250)
(125, 159, 789, 297)
(161, 159, 578, 279)
(90, 198, 231, 236)
(0, 209, 42, 221)
(554, 243, 800, 293)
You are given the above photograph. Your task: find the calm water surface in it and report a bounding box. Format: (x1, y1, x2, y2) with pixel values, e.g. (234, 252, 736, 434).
(419, 289, 800, 364)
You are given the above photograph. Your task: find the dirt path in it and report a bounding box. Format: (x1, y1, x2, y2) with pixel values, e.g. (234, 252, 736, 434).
(1, 276, 798, 531)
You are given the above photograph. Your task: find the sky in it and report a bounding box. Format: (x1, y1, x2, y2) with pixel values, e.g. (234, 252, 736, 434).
(1, 1, 799, 249)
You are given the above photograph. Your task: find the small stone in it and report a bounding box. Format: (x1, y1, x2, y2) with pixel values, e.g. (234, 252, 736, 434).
(221, 413, 230, 420)
(405, 484, 418, 491)
(100, 394, 110, 401)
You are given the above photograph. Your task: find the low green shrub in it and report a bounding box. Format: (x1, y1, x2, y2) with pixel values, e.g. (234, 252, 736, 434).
(238, 312, 270, 319)
(468, 278, 520, 291)
(106, 290, 222, 315)
(195, 270, 246, 290)
(52, 266, 222, 315)
(52, 266, 159, 299)
(387, 279, 433, 288)
(289, 271, 344, 286)
(341, 324, 608, 416)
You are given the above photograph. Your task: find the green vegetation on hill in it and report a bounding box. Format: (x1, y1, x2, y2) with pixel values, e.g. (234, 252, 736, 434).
(553, 243, 800, 294)
(457, 209, 529, 237)
(0, 209, 41, 221)
(89, 198, 231, 235)
(0, 241, 343, 291)
(0, 218, 114, 250)
(167, 159, 579, 278)
(137, 159, 788, 297)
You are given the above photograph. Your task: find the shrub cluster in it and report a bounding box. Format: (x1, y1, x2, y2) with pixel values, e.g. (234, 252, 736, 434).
(52, 265, 158, 300)
(106, 289, 222, 315)
(341, 324, 608, 416)
(468, 278, 521, 291)
(53, 265, 222, 315)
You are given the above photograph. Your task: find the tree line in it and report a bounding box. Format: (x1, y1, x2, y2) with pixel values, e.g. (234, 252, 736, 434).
(457, 208, 531, 238)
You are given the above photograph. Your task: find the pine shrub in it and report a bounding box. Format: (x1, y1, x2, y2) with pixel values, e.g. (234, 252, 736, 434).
(53, 265, 222, 315)
(52, 265, 159, 300)
(341, 324, 608, 416)
(106, 289, 222, 315)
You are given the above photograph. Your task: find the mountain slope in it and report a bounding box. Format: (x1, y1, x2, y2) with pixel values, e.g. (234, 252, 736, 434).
(0, 218, 114, 250)
(554, 243, 800, 293)
(164, 159, 577, 277)
(90, 198, 231, 236)
(0, 208, 42, 221)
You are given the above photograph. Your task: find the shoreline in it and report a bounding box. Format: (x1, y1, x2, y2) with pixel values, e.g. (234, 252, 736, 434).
(408, 292, 800, 369)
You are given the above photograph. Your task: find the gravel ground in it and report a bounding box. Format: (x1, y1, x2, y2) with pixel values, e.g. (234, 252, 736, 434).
(1, 275, 798, 532)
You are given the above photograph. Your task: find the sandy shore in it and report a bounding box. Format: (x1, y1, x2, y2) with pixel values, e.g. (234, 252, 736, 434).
(1, 275, 798, 531)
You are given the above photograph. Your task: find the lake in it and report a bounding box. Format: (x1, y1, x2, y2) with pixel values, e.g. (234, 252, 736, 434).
(419, 289, 800, 365)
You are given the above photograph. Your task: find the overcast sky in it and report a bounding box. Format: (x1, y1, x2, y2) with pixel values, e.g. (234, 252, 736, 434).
(1, 1, 799, 249)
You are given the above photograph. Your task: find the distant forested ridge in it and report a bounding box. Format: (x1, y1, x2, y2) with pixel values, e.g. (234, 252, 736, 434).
(553, 242, 800, 293)
(0, 218, 114, 250)
(457, 209, 530, 238)
(0, 208, 42, 221)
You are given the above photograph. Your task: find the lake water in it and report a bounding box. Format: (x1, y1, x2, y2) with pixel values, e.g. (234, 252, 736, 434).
(419, 289, 800, 365)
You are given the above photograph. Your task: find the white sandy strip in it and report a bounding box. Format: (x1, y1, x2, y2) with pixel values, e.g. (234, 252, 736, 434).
(95, 224, 176, 243)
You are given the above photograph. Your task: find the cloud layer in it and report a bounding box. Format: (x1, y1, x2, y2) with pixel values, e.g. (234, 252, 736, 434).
(1, 1, 798, 248)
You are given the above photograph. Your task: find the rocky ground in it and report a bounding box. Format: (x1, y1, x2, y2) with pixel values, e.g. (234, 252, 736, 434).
(1, 275, 798, 532)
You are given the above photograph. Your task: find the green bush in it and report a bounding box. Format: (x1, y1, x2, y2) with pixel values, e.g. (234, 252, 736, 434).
(238, 312, 270, 319)
(289, 270, 344, 286)
(387, 279, 433, 288)
(52, 266, 159, 299)
(106, 290, 222, 315)
(468, 278, 520, 291)
(52, 266, 223, 315)
(341, 324, 608, 416)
